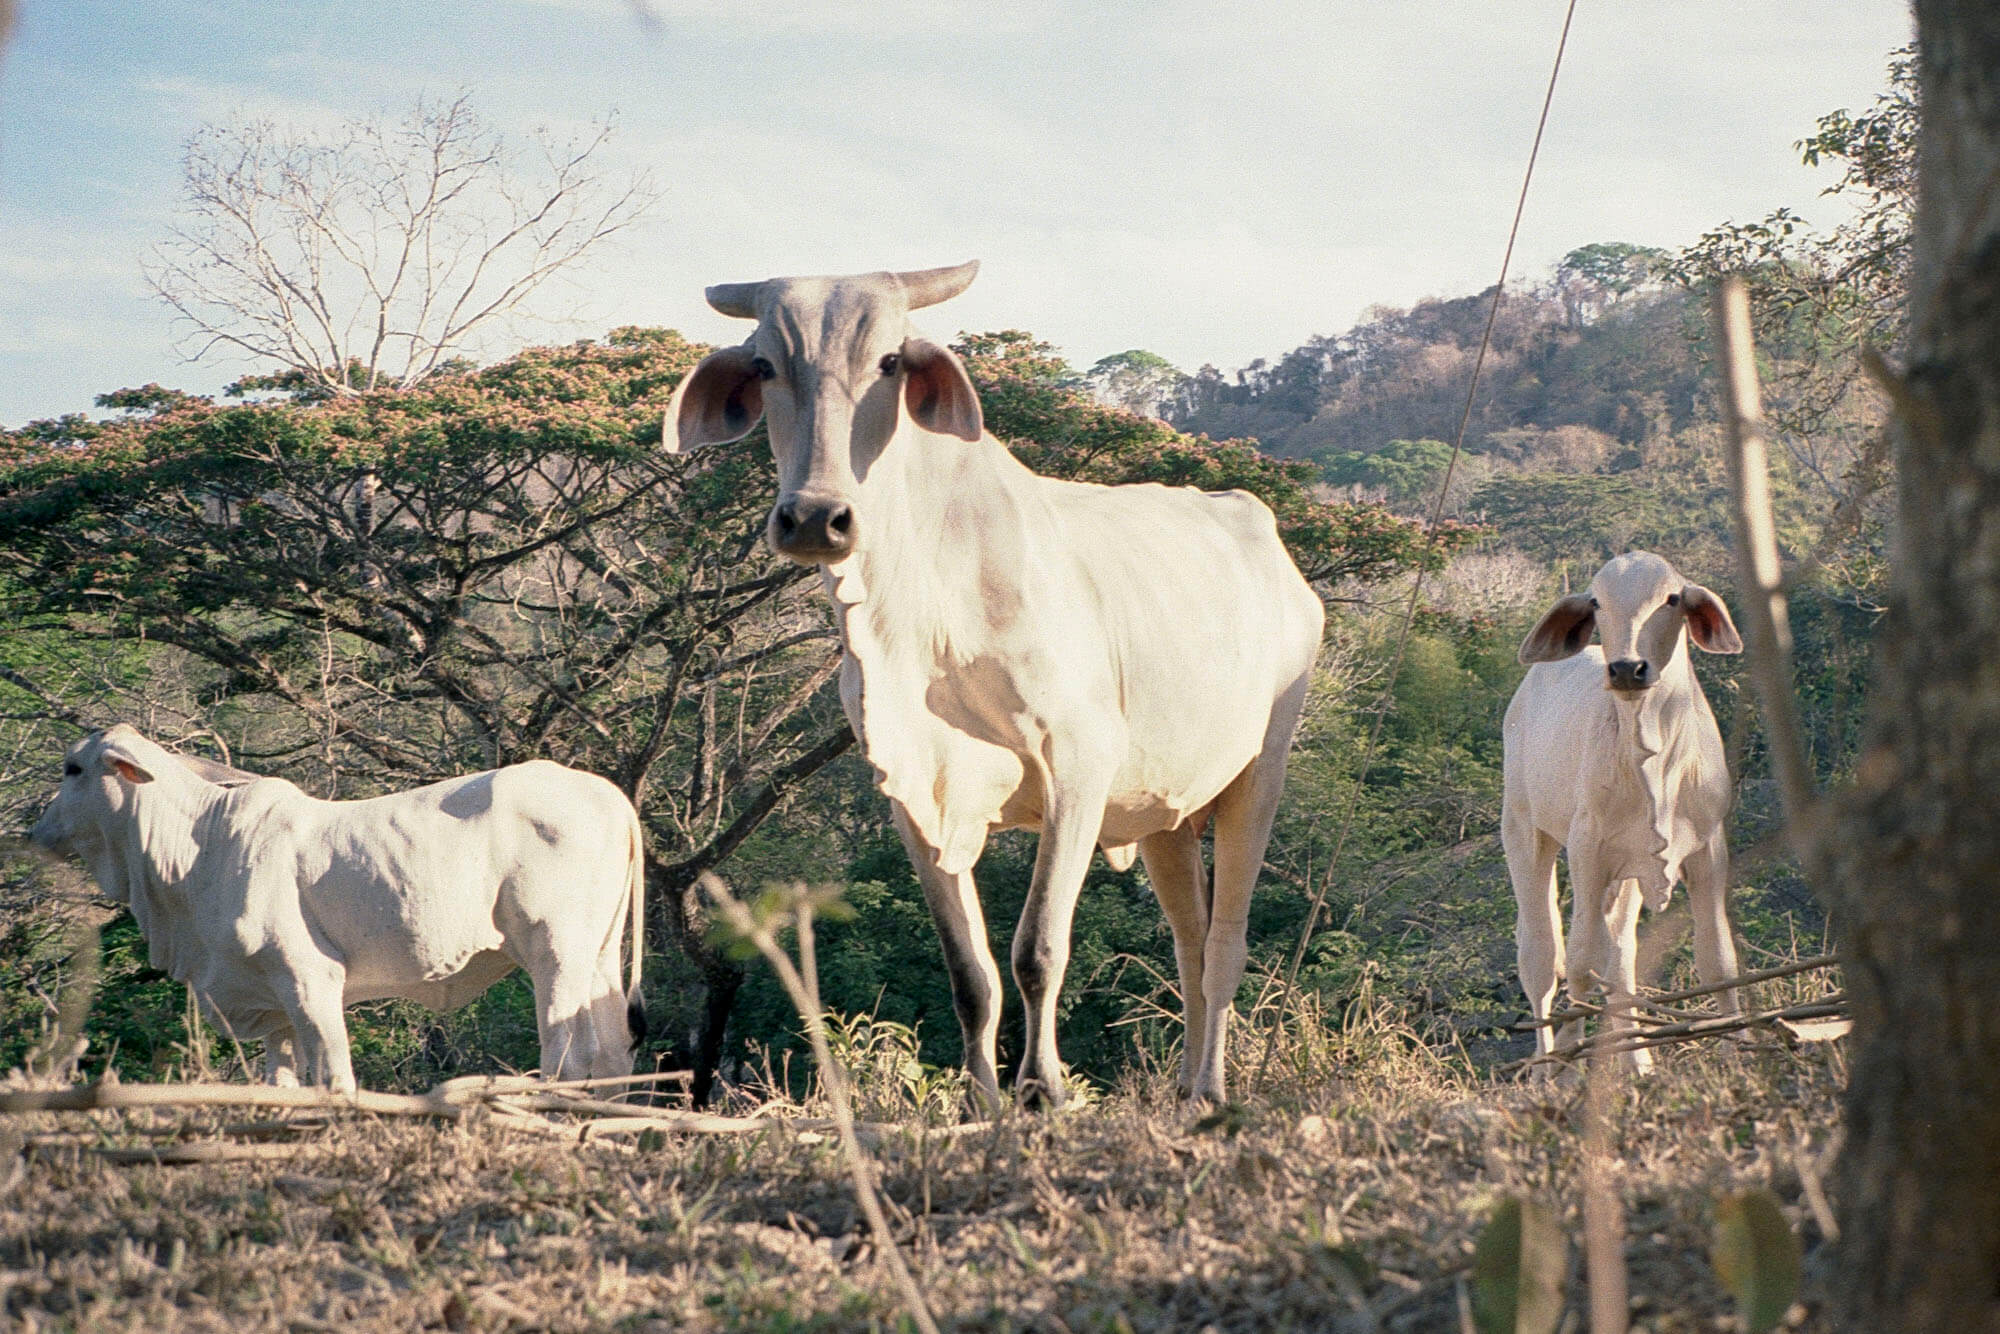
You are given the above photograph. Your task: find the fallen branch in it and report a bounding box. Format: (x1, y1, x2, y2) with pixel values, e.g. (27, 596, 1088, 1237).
(0, 1068, 693, 1119)
(1502, 997, 1848, 1074)
(42, 1140, 309, 1166)
(1519, 953, 1841, 1030)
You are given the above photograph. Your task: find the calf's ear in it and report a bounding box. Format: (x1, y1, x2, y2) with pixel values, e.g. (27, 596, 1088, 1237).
(99, 736, 155, 785)
(1681, 583, 1744, 653)
(1519, 593, 1597, 664)
(660, 345, 765, 455)
(900, 338, 983, 442)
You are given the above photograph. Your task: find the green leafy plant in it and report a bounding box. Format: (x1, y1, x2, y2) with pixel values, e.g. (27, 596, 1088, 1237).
(1471, 1196, 1567, 1334)
(1711, 1189, 1801, 1334)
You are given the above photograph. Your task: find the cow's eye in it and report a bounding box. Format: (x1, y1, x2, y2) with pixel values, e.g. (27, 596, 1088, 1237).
(1666, 593, 1681, 607)
(879, 353, 901, 376)
(751, 357, 776, 381)
(63, 763, 81, 777)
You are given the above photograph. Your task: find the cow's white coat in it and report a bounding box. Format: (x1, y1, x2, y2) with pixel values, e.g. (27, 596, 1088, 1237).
(31, 727, 645, 1092)
(663, 264, 1323, 1105)
(1502, 551, 1745, 1071)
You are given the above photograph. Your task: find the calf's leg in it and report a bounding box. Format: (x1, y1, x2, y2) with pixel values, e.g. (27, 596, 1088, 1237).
(584, 954, 636, 1082)
(1600, 876, 1652, 1074)
(1684, 833, 1742, 1019)
(1504, 815, 1565, 1060)
(261, 952, 355, 1093)
(263, 1032, 300, 1088)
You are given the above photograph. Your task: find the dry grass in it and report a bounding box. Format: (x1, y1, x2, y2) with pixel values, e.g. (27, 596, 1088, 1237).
(0, 1010, 1849, 1333)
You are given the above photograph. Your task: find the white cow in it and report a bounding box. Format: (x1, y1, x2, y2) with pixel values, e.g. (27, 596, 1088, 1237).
(1503, 551, 1745, 1071)
(661, 262, 1323, 1107)
(30, 726, 646, 1092)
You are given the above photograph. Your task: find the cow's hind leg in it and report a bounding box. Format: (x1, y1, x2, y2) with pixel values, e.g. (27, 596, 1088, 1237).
(1137, 820, 1210, 1098)
(1194, 674, 1308, 1106)
(1503, 814, 1565, 1061)
(891, 805, 1005, 1115)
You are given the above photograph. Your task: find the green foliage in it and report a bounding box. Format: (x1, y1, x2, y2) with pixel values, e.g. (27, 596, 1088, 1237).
(729, 832, 1173, 1089)
(1557, 242, 1666, 296)
(1083, 348, 1187, 417)
(1711, 1189, 1802, 1334)
(957, 331, 1471, 585)
(1471, 1196, 1566, 1334)
(1322, 438, 1458, 506)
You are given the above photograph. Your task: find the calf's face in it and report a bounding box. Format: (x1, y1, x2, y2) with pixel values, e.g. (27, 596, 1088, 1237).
(658, 263, 985, 565)
(30, 728, 157, 866)
(1518, 551, 1742, 690)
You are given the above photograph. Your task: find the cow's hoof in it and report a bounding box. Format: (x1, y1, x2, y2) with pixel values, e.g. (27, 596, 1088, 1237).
(1015, 1076, 1067, 1113)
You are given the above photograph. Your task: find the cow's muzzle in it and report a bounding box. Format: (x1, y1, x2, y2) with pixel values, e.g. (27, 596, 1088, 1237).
(770, 496, 856, 564)
(1606, 658, 1654, 692)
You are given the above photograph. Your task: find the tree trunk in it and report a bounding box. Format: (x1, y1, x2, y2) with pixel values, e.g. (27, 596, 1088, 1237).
(643, 855, 744, 1110)
(1831, 5, 2000, 1328)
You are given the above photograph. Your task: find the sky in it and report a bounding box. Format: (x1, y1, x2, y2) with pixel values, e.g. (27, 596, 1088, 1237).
(0, 0, 1913, 427)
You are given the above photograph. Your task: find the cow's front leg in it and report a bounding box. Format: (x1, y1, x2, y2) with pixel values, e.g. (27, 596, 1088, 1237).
(1684, 832, 1742, 1020)
(1137, 822, 1210, 1098)
(890, 806, 1005, 1115)
(1013, 766, 1113, 1110)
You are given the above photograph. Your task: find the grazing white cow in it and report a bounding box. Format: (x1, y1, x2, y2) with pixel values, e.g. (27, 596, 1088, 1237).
(1503, 551, 1745, 1072)
(661, 262, 1323, 1107)
(30, 726, 646, 1092)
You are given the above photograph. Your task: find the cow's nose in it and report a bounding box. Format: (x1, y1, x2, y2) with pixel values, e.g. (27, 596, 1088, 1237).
(771, 498, 857, 563)
(1606, 658, 1652, 691)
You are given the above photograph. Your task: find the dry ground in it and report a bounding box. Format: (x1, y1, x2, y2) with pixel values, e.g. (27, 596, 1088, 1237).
(0, 1019, 1847, 1334)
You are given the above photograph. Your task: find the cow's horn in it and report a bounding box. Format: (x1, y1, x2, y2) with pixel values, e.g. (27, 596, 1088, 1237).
(705, 282, 764, 319)
(894, 261, 980, 310)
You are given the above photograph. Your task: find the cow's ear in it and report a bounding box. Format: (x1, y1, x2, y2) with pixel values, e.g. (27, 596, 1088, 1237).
(99, 736, 155, 785)
(1519, 594, 1597, 664)
(900, 338, 983, 442)
(1681, 583, 1743, 653)
(660, 346, 766, 455)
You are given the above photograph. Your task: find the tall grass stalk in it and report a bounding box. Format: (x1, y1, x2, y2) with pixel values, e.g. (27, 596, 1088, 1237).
(700, 874, 942, 1334)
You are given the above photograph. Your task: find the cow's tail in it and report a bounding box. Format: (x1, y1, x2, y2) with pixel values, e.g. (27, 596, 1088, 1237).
(624, 808, 649, 1050)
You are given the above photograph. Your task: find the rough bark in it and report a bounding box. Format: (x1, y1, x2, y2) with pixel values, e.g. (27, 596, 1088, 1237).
(1831, 5, 2000, 1329)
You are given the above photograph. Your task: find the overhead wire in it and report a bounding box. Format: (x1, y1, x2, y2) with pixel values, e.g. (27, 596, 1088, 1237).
(1255, 0, 1584, 1083)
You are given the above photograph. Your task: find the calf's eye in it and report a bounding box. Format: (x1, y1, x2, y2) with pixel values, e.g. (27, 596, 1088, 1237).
(63, 763, 81, 777)
(1667, 593, 1681, 606)
(751, 357, 776, 381)
(1588, 597, 1599, 610)
(879, 353, 901, 376)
